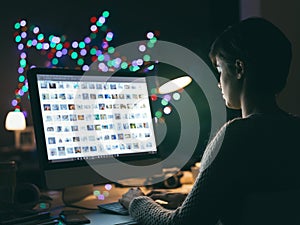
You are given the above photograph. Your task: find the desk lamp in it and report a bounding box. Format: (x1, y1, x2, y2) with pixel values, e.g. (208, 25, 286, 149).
(5, 111, 26, 149)
(157, 75, 192, 94)
(5, 111, 26, 130)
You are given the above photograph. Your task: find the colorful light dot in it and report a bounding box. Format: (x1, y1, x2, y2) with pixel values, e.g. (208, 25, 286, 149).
(139, 44, 146, 52)
(79, 41, 85, 49)
(33, 27, 39, 34)
(39, 203, 48, 209)
(147, 65, 155, 70)
(18, 67, 24, 74)
(43, 43, 50, 50)
(90, 16, 97, 23)
(107, 46, 115, 54)
(143, 54, 150, 61)
(97, 194, 105, 200)
(93, 190, 101, 196)
(161, 98, 168, 106)
(147, 32, 154, 39)
(150, 37, 157, 43)
(150, 88, 157, 94)
(97, 54, 104, 61)
(90, 48, 97, 55)
(163, 94, 171, 101)
(77, 58, 84, 65)
(72, 41, 78, 48)
(90, 33, 97, 39)
(18, 43, 24, 50)
(51, 36, 61, 44)
(20, 20, 26, 27)
(90, 25, 98, 32)
(61, 48, 68, 55)
(155, 111, 163, 118)
(37, 33, 44, 41)
(20, 52, 26, 59)
(103, 53, 110, 61)
(102, 11, 110, 18)
(15, 35, 21, 42)
(103, 191, 109, 197)
(71, 52, 78, 59)
(32, 39, 38, 46)
(98, 16, 106, 24)
(80, 49, 87, 56)
(84, 36, 91, 44)
(102, 42, 109, 49)
(22, 85, 28, 92)
(151, 94, 157, 101)
(36, 43, 43, 50)
(56, 43, 63, 50)
(18, 89, 24, 96)
(82, 65, 89, 71)
(56, 51, 63, 58)
(18, 75, 25, 82)
(21, 32, 27, 39)
(173, 92, 181, 100)
(163, 106, 172, 115)
(52, 58, 58, 65)
(147, 41, 155, 48)
(50, 42, 56, 48)
(136, 59, 143, 66)
(14, 22, 21, 29)
(106, 32, 113, 41)
(121, 62, 128, 69)
(19, 59, 26, 67)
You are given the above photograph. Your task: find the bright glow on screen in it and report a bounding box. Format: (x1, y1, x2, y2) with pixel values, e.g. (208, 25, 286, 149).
(36, 74, 157, 163)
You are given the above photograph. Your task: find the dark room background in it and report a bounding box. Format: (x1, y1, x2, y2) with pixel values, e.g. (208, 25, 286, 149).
(0, 0, 240, 147)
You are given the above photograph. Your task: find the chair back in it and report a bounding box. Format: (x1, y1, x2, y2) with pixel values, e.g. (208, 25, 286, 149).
(240, 189, 300, 225)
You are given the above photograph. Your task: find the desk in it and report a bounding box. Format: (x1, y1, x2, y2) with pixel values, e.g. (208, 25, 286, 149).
(44, 172, 194, 224)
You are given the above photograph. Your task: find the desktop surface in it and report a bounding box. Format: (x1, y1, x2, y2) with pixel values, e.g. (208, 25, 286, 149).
(0, 172, 193, 224)
(42, 172, 194, 225)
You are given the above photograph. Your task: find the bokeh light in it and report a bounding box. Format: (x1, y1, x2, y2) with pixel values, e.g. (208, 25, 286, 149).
(11, 11, 174, 121)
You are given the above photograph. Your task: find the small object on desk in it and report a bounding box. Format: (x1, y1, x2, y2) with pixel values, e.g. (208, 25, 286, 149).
(60, 214, 90, 225)
(36, 218, 60, 225)
(98, 201, 129, 215)
(59, 209, 79, 216)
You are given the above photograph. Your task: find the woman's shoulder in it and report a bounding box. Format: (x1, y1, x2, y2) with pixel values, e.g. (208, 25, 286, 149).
(224, 112, 300, 132)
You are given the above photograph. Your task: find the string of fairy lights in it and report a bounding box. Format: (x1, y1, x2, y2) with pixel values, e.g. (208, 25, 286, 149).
(12, 10, 182, 122)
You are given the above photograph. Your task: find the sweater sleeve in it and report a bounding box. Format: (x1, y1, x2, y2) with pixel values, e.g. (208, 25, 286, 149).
(128, 120, 244, 225)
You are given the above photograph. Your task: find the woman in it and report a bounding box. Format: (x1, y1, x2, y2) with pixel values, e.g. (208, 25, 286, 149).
(119, 17, 300, 225)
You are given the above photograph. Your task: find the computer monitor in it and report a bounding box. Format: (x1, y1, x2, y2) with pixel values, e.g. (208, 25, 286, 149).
(27, 67, 161, 206)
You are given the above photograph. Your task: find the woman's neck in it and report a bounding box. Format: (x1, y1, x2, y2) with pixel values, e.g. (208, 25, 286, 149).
(240, 91, 281, 118)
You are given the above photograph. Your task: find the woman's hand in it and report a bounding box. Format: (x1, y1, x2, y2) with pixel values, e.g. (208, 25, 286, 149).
(119, 187, 145, 209)
(147, 190, 187, 209)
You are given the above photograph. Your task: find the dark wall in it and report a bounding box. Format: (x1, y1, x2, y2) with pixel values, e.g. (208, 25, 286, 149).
(0, 0, 239, 147)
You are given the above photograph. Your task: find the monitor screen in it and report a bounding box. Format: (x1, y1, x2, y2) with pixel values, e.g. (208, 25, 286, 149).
(27, 67, 160, 198)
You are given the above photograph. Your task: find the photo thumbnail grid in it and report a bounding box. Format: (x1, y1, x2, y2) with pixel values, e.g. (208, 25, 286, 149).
(37, 76, 157, 161)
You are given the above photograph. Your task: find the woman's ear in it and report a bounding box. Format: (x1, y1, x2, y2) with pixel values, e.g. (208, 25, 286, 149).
(235, 59, 245, 79)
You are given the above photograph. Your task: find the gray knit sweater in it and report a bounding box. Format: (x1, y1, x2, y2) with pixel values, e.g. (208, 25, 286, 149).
(129, 112, 300, 225)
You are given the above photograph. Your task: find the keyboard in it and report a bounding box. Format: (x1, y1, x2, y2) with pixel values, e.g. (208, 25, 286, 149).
(98, 201, 129, 215)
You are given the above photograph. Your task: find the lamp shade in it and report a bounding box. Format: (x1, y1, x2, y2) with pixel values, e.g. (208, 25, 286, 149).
(158, 76, 192, 94)
(5, 111, 26, 131)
